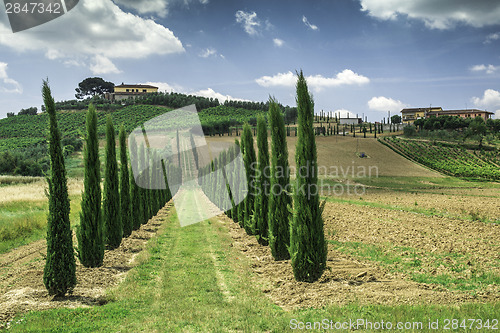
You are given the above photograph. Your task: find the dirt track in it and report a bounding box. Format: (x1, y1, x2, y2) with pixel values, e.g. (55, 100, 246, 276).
(0, 203, 172, 328)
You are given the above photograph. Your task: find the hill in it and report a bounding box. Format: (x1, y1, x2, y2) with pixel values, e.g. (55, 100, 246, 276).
(0, 105, 266, 153)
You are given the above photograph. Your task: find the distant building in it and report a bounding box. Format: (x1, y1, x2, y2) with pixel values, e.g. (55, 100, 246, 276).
(105, 84, 158, 102)
(400, 107, 443, 124)
(426, 109, 494, 120)
(338, 117, 362, 125)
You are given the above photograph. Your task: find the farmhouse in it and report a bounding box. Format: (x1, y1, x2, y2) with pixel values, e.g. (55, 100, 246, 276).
(400, 107, 443, 124)
(401, 107, 494, 124)
(105, 84, 158, 102)
(338, 117, 362, 125)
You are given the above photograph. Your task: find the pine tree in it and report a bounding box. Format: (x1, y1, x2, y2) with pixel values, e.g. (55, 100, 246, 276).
(242, 123, 257, 235)
(129, 135, 142, 230)
(290, 71, 327, 282)
(254, 115, 270, 245)
(77, 104, 104, 268)
(103, 116, 122, 249)
(42, 80, 76, 296)
(119, 126, 132, 238)
(268, 98, 292, 260)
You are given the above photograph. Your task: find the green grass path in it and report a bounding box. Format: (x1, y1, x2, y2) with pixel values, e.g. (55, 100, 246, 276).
(8, 210, 499, 332)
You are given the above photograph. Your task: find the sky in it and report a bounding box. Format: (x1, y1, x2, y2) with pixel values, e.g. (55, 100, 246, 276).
(0, 0, 499, 121)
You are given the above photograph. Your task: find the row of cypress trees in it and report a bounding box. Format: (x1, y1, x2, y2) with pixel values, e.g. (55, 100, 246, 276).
(43, 80, 176, 296)
(199, 71, 327, 282)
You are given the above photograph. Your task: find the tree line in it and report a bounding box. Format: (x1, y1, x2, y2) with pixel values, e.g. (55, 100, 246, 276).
(199, 71, 327, 282)
(42, 80, 178, 296)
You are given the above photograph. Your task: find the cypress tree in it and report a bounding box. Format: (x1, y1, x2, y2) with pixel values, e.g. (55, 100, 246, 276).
(139, 144, 149, 224)
(237, 137, 245, 226)
(42, 80, 76, 296)
(268, 98, 292, 260)
(129, 135, 142, 230)
(119, 126, 132, 238)
(77, 104, 104, 268)
(242, 123, 257, 235)
(103, 116, 122, 249)
(254, 115, 270, 245)
(232, 139, 241, 223)
(290, 70, 327, 282)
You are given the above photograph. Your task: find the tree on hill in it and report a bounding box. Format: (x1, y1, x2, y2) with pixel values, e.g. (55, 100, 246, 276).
(290, 70, 327, 282)
(75, 77, 114, 99)
(42, 80, 76, 296)
(18, 107, 37, 116)
(77, 104, 104, 268)
(391, 115, 401, 124)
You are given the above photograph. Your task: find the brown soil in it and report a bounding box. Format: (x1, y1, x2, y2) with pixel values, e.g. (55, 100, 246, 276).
(0, 203, 172, 328)
(206, 135, 440, 178)
(218, 201, 499, 309)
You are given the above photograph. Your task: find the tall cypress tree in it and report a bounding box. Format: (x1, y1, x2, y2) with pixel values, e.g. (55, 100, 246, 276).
(237, 137, 245, 227)
(139, 144, 149, 224)
(42, 80, 76, 296)
(254, 115, 270, 245)
(104, 116, 122, 249)
(77, 104, 104, 268)
(232, 139, 241, 223)
(268, 98, 292, 260)
(119, 126, 132, 238)
(290, 71, 327, 282)
(129, 135, 141, 230)
(242, 123, 257, 235)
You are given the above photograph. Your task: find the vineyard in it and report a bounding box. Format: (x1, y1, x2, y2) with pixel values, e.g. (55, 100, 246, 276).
(381, 136, 500, 181)
(0, 105, 266, 152)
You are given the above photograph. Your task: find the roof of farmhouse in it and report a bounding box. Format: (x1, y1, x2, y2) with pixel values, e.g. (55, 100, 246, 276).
(115, 84, 158, 89)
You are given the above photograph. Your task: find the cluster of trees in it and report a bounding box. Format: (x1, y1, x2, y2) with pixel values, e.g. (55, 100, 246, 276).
(42, 81, 178, 296)
(6, 107, 38, 118)
(200, 72, 327, 282)
(407, 116, 500, 146)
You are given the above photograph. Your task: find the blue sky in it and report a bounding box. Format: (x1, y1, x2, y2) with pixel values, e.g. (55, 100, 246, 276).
(0, 0, 499, 121)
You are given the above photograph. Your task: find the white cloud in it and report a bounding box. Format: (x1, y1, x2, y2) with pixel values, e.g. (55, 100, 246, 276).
(367, 96, 407, 112)
(360, 0, 500, 29)
(89, 55, 121, 74)
(113, 0, 168, 17)
(470, 64, 499, 74)
(255, 69, 370, 91)
(0, 0, 184, 72)
(484, 32, 500, 44)
(192, 88, 250, 102)
(199, 48, 217, 58)
(235, 10, 260, 36)
(471, 89, 500, 114)
(302, 16, 319, 31)
(333, 109, 357, 118)
(142, 82, 249, 102)
(273, 38, 284, 47)
(0, 62, 22, 94)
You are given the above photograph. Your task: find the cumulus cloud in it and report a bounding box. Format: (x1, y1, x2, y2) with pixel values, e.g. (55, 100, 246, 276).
(255, 69, 369, 91)
(143, 82, 249, 102)
(235, 10, 260, 36)
(113, 0, 168, 17)
(273, 38, 284, 47)
(0, 0, 184, 72)
(367, 96, 407, 112)
(90, 55, 122, 74)
(471, 89, 500, 114)
(0, 62, 22, 93)
(360, 0, 500, 29)
(470, 64, 499, 74)
(302, 16, 319, 31)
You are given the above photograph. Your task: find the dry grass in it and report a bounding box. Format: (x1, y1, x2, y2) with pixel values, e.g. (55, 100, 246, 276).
(0, 178, 83, 204)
